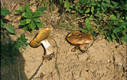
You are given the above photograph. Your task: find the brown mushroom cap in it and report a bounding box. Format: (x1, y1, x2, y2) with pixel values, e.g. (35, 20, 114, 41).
(66, 30, 93, 45)
(30, 27, 51, 48)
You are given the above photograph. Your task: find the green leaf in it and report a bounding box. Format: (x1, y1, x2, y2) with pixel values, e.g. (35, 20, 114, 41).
(91, 6, 94, 14)
(36, 22, 43, 28)
(29, 21, 36, 30)
(95, 11, 101, 18)
(1, 8, 11, 16)
(107, 36, 112, 42)
(1, 20, 5, 28)
(78, 9, 83, 14)
(125, 16, 127, 20)
(23, 26, 28, 31)
(111, 33, 116, 40)
(18, 6, 24, 10)
(25, 3, 31, 12)
(26, 19, 31, 24)
(38, 7, 47, 12)
(85, 18, 92, 31)
(15, 33, 28, 49)
(113, 27, 121, 33)
(20, 20, 27, 25)
(110, 15, 117, 20)
(81, 29, 88, 33)
(5, 25, 16, 34)
(122, 36, 127, 43)
(122, 30, 127, 36)
(15, 10, 23, 13)
(64, 0, 71, 11)
(33, 11, 43, 18)
(85, 8, 90, 13)
(33, 18, 41, 23)
(64, 1, 70, 8)
(111, 1, 118, 7)
(22, 11, 32, 18)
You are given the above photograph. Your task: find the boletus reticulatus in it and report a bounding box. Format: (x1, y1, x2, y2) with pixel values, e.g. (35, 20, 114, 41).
(66, 30, 93, 52)
(29, 27, 54, 60)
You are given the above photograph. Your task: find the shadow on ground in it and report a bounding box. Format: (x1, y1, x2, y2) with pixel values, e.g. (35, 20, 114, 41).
(1, 40, 28, 80)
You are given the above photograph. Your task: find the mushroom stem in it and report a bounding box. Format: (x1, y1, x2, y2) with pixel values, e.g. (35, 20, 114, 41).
(41, 40, 53, 55)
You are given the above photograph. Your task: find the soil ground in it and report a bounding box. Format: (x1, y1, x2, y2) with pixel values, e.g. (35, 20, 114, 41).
(2, 28, 127, 80)
(1, 0, 127, 80)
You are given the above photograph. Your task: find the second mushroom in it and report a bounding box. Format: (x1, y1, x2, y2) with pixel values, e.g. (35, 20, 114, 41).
(66, 30, 93, 52)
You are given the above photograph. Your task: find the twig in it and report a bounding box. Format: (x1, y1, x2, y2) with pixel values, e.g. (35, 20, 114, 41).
(64, 15, 86, 24)
(1, 0, 4, 8)
(28, 49, 51, 80)
(29, 58, 44, 80)
(51, 37, 61, 80)
(29, 36, 60, 80)
(71, 16, 86, 23)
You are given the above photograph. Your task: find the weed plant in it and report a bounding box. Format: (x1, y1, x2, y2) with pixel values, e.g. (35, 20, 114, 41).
(1, 8, 28, 66)
(58, 0, 127, 44)
(15, 3, 47, 31)
(1, 33, 28, 66)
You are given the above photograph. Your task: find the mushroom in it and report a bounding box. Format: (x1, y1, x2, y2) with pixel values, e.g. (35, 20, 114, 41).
(66, 30, 93, 52)
(29, 27, 54, 60)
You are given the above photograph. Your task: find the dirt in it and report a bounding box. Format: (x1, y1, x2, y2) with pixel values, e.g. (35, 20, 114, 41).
(1, 0, 127, 80)
(24, 29, 126, 80)
(1, 27, 127, 80)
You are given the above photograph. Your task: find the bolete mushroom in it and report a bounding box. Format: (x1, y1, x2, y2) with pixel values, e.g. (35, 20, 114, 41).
(29, 27, 54, 60)
(66, 30, 93, 52)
